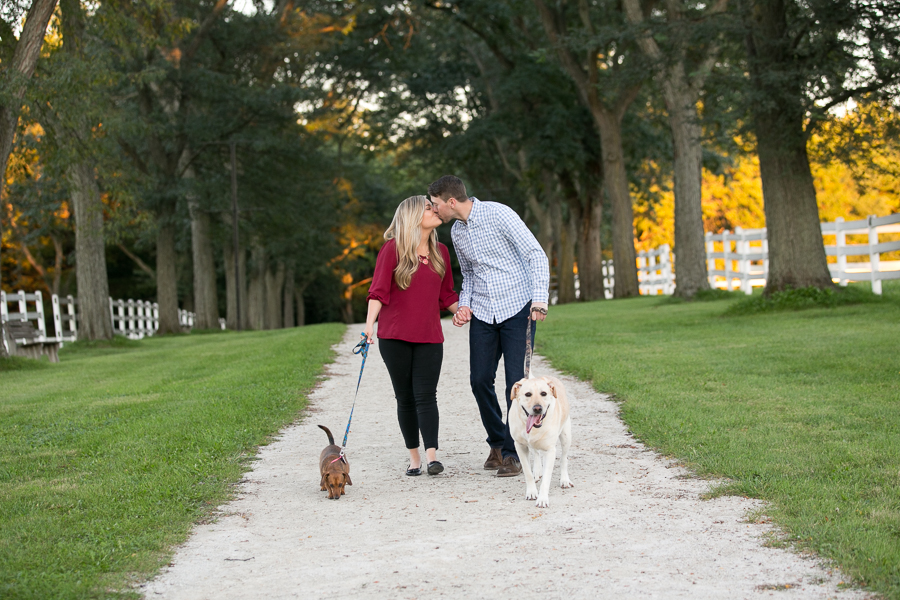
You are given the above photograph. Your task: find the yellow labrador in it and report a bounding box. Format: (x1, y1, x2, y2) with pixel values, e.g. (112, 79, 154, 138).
(509, 375, 573, 508)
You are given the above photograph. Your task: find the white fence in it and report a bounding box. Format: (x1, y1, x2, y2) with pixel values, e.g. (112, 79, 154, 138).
(706, 213, 900, 294)
(551, 213, 900, 301)
(1, 291, 201, 351)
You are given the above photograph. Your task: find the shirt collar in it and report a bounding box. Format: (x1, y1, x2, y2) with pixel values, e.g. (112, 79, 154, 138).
(464, 197, 481, 225)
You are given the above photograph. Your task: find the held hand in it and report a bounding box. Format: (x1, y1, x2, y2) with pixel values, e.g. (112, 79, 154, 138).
(530, 302, 548, 322)
(362, 324, 376, 344)
(452, 306, 472, 327)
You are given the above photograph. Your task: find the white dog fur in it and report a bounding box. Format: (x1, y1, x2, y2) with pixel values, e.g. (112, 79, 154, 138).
(509, 375, 573, 507)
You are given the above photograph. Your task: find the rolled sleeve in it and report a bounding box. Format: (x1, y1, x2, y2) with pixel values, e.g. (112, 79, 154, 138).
(366, 240, 396, 305)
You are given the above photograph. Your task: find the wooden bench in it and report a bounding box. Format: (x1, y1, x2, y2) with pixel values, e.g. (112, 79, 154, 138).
(1, 291, 61, 363)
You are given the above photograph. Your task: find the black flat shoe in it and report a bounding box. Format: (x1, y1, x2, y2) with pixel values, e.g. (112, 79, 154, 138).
(427, 461, 444, 475)
(406, 465, 422, 476)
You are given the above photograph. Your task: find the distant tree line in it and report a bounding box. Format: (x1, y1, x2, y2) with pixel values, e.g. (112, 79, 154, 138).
(1, 0, 898, 340)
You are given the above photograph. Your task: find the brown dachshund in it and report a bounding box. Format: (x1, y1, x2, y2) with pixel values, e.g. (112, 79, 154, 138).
(318, 425, 351, 499)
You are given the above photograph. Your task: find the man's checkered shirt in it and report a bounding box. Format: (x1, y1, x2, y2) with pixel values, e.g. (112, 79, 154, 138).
(451, 197, 549, 323)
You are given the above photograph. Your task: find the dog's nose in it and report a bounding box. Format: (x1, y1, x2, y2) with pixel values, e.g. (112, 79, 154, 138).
(533, 405, 543, 414)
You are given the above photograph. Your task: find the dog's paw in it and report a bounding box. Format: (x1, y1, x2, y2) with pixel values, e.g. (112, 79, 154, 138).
(534, 495, 550, 508)
(560, 476, 574, 489)
(525, 486, 538, 501)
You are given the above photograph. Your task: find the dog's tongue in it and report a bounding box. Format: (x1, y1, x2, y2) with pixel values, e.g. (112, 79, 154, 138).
(526, 414, 540, 433)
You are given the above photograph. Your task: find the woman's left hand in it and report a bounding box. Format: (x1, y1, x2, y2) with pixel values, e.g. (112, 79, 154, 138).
(362, 323, 376, 345)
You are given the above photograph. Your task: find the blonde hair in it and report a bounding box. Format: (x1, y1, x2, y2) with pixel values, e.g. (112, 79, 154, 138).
(384, 195, 446, 290)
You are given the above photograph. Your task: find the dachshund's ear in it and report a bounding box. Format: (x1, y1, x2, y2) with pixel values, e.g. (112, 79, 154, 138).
(511, 380, 524, 401)
(345, 473, 352, 486)
(543, 377, 558, 398)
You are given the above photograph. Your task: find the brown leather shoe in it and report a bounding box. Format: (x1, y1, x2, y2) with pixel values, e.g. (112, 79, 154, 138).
(496, 455, 522, 477)
(483, 447, 503, 470)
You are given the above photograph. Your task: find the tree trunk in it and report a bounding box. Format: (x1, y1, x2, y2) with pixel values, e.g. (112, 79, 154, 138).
(668, 98, 711, 297)
(578, 195, 605, 301)
(265, 261, 285, 329)
(0, 0, 58, 192)
(187, 185, 219, 329)
(156, 204, 181, 334)
(283, 266, 295, 328)
(295, 282, 307, 327)
(746, 0, 833, 292)
(247, 244, 266, 330)
(68, 162, 112, 340)
(593, 109, 640, 298)
(552, 201, 577, 304)
(223, 238, 247, 331)
(755, 113, 833, 291)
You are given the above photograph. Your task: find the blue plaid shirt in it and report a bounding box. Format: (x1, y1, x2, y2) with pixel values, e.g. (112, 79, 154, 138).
(451, 197, 550, 323)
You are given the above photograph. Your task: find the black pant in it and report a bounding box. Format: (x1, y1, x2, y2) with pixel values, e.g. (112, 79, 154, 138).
(469, 302, 535, 459)
(379, 338, 443, 450)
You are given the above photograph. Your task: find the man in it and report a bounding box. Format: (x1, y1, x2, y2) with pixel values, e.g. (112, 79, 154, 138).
(428, 175, 549, 477)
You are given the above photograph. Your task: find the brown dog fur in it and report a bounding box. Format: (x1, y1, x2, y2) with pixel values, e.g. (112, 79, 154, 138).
(318, 425, 352, 499)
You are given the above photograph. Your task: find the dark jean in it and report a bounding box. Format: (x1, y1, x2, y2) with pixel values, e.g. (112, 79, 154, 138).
(378, 338, 443, 450)
(469, 302, 536, 459)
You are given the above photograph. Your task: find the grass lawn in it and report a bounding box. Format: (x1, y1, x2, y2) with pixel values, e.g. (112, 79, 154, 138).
(0, 324, 344, 600)
(538, 284, 900, 598)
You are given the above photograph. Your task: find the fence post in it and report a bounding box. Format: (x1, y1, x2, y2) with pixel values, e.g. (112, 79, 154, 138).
(705, 233, 715, 288)
(734, 227, 749, 294)
(34, 291, 47, 338)
(868, 215, 882, 295)
(722, 231, 733, 291)
(0, 291, 7, 323)
(68, 295, 77, 339)
(835, 217, 847, 286)
(16, 290, 27, 322)
(52, 294, 62, 340)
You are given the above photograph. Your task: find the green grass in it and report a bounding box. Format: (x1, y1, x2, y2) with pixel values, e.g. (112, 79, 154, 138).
(539, 285, 900, 598)
(0, 324, 344, 599)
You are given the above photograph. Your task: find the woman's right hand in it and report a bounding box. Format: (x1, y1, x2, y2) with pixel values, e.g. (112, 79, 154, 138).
(363, 323, 376, 345)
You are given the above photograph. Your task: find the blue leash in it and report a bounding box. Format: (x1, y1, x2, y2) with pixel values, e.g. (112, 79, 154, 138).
(334, 333, 370, 463)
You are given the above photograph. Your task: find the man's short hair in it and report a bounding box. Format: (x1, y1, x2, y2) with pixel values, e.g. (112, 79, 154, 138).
(428, 175, 468, 202)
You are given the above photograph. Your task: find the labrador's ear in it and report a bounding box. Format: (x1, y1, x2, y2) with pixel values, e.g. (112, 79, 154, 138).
(345, 472, 352, 486)
(543, 377, 558, 398)
(511, 380, 524, 401)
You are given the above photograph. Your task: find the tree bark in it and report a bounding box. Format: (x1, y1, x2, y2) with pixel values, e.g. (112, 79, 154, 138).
(551, 201, 577, 304)
(223, 235, 248, 331)
(578, 193, 605, 301)
(746, 0, 833, 292)
(248, 243, 266, 330)
(68, 162, 113, 340)
(283, 266, 295, 328)
(295, 282, 307, 327)
(186, 168, 219, 329)
(155, 204, 181, 334)
(265, 261, 285, 329)
(593, 109, 640, 298)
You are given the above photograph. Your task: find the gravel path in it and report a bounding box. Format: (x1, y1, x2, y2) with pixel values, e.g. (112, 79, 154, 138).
(141, 323, 867, 600)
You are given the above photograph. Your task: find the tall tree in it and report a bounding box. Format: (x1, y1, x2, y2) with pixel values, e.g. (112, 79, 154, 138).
(0, 0, 58, 286)
(739, 0, 900, 292)
(533, 0, 646, 298)
(623, 0, 727, 298)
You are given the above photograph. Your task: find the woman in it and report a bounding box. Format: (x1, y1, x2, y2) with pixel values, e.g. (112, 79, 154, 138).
(364, 195, 459, 476)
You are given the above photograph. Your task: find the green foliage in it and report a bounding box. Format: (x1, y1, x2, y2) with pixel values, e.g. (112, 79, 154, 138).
(540, 297, 900, 597)
(0, 324, 344, 598)
(725, 285, 888, 315)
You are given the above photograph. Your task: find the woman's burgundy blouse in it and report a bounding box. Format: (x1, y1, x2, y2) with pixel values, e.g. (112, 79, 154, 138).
(366, 239, 459, 343)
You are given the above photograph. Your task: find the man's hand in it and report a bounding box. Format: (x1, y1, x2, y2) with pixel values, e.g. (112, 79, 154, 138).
(453, 306, 472, 327)
(530, 302, 548, 322)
